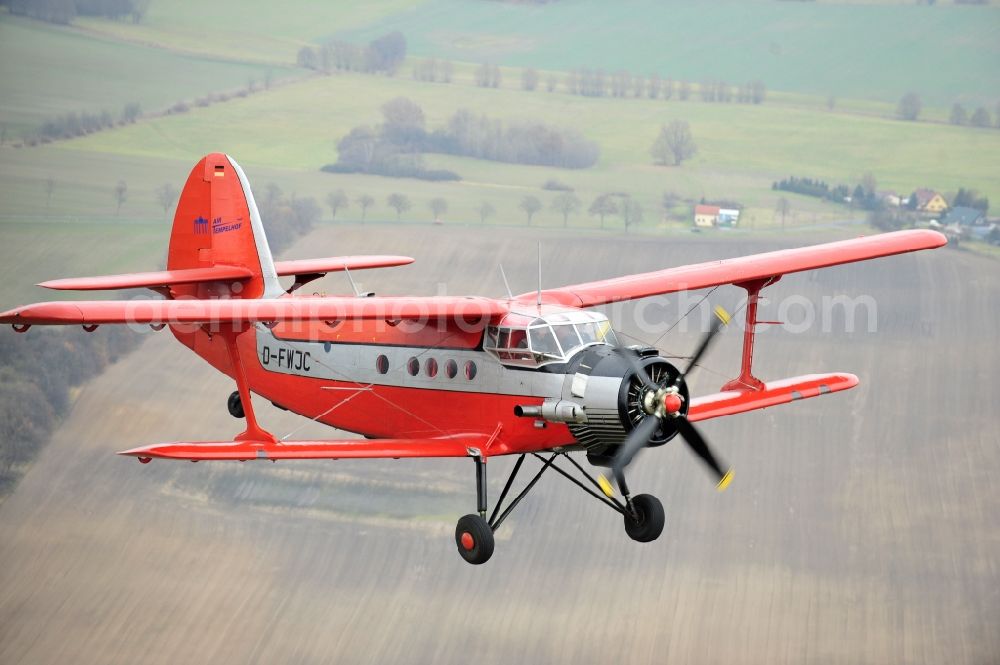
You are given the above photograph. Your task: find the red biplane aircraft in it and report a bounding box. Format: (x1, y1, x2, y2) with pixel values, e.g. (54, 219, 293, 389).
(1, 154, 946, 564)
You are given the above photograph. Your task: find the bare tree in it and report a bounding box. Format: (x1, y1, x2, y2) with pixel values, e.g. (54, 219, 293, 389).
(155, 183, 178, 218)
(44, 176, 55, 209)
(648, 73, 661, 99)
(550, 192, 581, 227)
(678, 80, 691, 101)
(650, 121, 697, 166)
(521, 68, 539, 91)
(588, 194, 619, 229)
(381, 97, 425, 130)
(545, 73, 557, 92)
(949, 103, 968, 126)
(326, 190, 349, 221)
(775, 197, 790, 231)
(441, 60, 453, 83)
(519, 195, 542, 226)
(897, 92, 922, 121)
(356, 194, 374, 223)
(113, 180, 127, 216)
(861, 172, 878, 199)
(478, 201, 495, 224)
(428, 197, 448, 220)
(620, 196, 643, 233)
(970, 107, 991, 128)
(386, 193, 411, 221)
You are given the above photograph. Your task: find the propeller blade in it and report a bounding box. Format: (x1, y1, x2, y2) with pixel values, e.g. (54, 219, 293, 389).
(675, 305, 731, 386)
(611, 414, 662, 478)
(675, 417, 733, 491)
(614, 346, 657, 392)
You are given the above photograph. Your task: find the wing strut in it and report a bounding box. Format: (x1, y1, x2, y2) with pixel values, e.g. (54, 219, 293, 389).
(222, 324, 276, 445)
(721, 278, 775, 392)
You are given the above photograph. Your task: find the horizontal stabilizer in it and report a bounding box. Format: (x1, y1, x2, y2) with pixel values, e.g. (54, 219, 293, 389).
(688, 373, 858, 422)
(119, 434, 496, 462)
(273, 255, 414, 277)
(39, 256, 414, 292)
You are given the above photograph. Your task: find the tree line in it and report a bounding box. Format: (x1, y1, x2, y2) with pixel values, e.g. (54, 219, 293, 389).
(28, 102, 141, 144)
(297, 31, 406, 76)
(315, 187, 709, 232)
(322, 97, 600, 180)
(3, 0, 150, 24)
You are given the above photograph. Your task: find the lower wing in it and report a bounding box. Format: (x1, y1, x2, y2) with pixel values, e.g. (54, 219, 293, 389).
(119, 433, 503, 462)
(688, 372, 858, 422)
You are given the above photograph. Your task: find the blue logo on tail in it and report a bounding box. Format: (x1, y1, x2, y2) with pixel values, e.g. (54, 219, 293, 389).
(193, 216, 209, 235)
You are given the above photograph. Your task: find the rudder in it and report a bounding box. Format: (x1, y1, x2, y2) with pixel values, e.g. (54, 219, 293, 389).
(167, 153, 281, 300)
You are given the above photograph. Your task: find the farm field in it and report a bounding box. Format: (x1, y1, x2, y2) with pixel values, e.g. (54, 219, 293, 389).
(0, 225, 997, 664)
(0, 15, 297, 138)
(341, 0, 1000, 106)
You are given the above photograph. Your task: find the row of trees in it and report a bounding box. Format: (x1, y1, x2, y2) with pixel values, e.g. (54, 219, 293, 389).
(297, 31, 406, 76)
(320, 189, 656, 230)
(4, 0, 150, 24)
(773, 173, 881, 210)
(949, 102, 1000, 128)
(31, 102, 141, 143)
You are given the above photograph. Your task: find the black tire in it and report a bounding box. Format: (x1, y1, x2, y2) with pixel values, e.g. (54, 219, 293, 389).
(227, 391, 245, 419)
(455, 514, 494, 565)
(624, 494, 665, 543)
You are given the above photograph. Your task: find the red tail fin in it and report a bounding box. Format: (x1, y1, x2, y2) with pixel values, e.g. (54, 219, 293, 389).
(167, 154, 281, 300)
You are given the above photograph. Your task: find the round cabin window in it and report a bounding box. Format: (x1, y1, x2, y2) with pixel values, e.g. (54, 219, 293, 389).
(425, 357, 438, 378)
(465, 361, 477, 380)
(445, 359, 458, 379)
(407, 357, 420, 376)
(375, 354, 389, 375)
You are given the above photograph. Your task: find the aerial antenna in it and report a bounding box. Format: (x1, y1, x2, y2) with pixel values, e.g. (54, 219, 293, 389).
(536, 242, 542, 309)
(498, 264, 514, 300)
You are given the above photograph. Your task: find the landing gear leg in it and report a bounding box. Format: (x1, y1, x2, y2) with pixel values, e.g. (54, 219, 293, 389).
(455, 456, 495, 565)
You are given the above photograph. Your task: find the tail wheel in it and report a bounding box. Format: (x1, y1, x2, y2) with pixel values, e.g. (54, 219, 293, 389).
(624, 494, 665, 543)
(455, 514, 494, 565)
(227, 391, 245, 419)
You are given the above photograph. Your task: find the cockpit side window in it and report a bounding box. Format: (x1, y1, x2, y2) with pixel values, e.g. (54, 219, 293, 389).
(529, 325, 561, 357)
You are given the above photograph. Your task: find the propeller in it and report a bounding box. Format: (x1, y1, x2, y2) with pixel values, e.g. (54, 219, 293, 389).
(602, 305, 734, 496)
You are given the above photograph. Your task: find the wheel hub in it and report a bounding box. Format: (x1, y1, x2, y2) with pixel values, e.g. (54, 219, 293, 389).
(460, 532, 475, 551)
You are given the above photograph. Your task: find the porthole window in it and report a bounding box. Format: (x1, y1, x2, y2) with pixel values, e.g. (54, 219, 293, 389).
(376, 354, 389, 375)
(407, 357, 419, 376)
(465, 360, 477, 380)
(425, 357, 438, 378)
(445, 359, 458, 379)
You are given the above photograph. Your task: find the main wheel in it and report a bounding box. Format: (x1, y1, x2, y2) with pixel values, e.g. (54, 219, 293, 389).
(227, 391, 245, 418)
(624, 494, 665, 543)
(455, 514, 494, 565)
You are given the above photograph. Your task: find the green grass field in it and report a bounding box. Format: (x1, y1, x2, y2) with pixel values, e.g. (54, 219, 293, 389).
(340, 0, 1000, 107)
(0, 14, 298, 138)
(7, 67, 991, 231)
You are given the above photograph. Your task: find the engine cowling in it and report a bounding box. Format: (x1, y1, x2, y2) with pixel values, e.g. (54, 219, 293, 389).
(545, 346, 690, 458)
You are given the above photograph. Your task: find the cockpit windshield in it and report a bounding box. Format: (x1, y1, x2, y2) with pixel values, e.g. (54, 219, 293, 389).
(485, 310, 618, 368)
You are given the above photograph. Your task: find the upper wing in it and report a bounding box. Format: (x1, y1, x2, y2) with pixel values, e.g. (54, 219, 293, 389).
(39, 255, 414, 292)
(0, 295, 508, 326)
(119, 433, 504, 461)
(522, 230, 947, 307)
